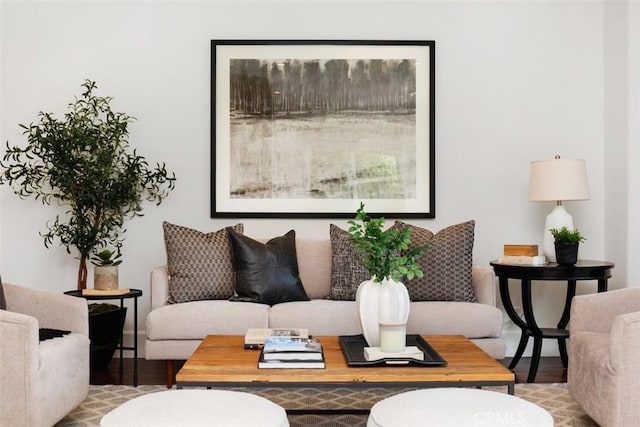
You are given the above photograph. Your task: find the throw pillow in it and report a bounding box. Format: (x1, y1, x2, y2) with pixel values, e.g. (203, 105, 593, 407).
(327, 224, 371, 301)
(39, 328, 70, 341)
(163, 221, 243, 304)
(394, 220, 477, 302)
(227, 229, 309, 306)
(0, 275, 6, 310)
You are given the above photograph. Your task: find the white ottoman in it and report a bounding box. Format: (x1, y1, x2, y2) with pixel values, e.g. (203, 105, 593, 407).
(368, 388, 553, 427)
(100, 389, 289, 427)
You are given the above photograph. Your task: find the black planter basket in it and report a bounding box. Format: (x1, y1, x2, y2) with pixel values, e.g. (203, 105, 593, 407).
(89, 306, 127, 370)
(555, 242, 579, 265)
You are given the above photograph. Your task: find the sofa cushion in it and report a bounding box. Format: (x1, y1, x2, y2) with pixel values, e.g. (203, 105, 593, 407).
(269, 299, 362, 336)
(146, 300, 270, 340)
(328, 224, 370, 301)
(394, 220, 477, 302)
(407, 301, 501, 338)
(163, 222, 243, 304)
(228, 229, 309, 306)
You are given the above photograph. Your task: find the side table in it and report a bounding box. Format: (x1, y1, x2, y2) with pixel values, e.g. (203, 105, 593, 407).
(490, 260, 614, 383)
(64, 288, 142, 386)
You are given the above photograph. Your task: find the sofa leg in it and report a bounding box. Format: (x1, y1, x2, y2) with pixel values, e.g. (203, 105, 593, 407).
(165, 360, 174, 388)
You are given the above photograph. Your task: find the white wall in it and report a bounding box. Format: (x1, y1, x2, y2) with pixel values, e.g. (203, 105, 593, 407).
(1, 0, 633, 357)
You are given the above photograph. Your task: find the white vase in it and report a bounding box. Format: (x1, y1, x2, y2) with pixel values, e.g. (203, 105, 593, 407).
(355, 277, 410, 348)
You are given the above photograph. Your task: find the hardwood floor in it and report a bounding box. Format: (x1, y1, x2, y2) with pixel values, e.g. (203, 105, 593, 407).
(91, 356, 567, 386)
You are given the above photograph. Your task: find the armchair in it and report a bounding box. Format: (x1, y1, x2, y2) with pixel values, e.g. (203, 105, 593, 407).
(0, 282, 90, 427)
(568, 287, 640, 427)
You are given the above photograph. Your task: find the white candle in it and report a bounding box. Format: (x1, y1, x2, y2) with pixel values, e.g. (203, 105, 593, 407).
(379, 321, 407, 353)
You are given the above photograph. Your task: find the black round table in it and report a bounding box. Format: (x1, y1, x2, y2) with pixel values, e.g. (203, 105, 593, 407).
(490, 260, 614, 383)
(64, 288, 142, 386)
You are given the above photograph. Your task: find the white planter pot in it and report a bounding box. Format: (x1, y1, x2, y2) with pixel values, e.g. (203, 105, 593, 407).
(355, 278, 410, 348)
(94, 266, 119, 290)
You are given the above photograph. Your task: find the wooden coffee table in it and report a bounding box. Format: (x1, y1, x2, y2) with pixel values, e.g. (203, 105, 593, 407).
(176, 335, 514, 396)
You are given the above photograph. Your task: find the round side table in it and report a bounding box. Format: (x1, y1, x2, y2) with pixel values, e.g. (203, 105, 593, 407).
(65, 288, 142, 386)
(490, 260, 614, 383)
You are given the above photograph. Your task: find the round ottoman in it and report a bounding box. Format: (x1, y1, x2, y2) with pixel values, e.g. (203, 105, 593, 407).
(367, 388, 553, 427)
(100, 389, 289, 427)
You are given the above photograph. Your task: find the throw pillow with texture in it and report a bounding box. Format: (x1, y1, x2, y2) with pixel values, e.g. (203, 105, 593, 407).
(227, 228, 309, 306)
(327, 224, 371, 301)
(163, 221, 243, 304)
(394, 220, 477, 302)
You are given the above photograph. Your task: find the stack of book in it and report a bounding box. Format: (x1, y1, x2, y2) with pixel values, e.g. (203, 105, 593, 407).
(499, 245, 547, 265)
(258, 337, 325, 369)
(244, 328, 309, 349)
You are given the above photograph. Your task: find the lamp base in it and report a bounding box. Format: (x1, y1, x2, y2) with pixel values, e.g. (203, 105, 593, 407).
(543, 205, 574, 263)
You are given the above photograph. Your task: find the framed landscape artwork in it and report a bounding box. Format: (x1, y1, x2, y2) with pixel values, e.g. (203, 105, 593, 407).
(211, 40, 435, 218)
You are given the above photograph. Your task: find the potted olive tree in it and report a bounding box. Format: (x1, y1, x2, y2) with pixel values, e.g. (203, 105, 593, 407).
(0, 80, 176, 370)
(549, 226, 586, 265)
(0, 80, 176, 290)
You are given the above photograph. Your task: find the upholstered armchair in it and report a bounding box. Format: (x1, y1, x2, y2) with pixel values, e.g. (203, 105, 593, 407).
(568, 287, 640, 427)
(0, 282, 90, 427)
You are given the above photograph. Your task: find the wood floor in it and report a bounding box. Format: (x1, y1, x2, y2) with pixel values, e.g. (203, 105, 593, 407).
(91, 356, 567, 386)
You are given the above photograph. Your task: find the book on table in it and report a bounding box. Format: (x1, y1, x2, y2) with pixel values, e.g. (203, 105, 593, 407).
(244, 328, 309, 349)
(258, 337, 325, 369)
(81, 287, 130, 296)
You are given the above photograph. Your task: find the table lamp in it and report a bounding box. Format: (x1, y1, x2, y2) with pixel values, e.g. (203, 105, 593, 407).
(528, 156, 589, 262)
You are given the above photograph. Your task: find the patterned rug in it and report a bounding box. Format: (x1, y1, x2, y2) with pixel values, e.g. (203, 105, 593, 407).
(57, 383, 598, 426)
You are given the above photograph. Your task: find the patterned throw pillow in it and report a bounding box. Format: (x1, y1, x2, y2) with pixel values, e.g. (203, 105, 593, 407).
(394, 220, 477, 302)
(327, 224, 371, 301)
(163, 222, 243, 304)
(227, 229, 309, 306)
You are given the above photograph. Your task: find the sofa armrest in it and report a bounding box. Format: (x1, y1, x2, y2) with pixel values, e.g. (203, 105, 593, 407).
(472, 266, 496, 306)
(150, 266, 170, 310)
(571, 288, 640, 334)
(3, 283, 88, 336)
(610, 310, 640, 379)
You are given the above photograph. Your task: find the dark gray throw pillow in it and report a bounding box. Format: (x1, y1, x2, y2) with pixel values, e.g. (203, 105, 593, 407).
(0, 275, 6, 310)
(163, 222, 244, 304)
(327, 224, 370, 301)
(394, 220, 477, 302)
(227, 229, 309, 306)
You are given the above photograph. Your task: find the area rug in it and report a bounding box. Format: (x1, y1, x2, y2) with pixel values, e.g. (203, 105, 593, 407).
(56, 383, 598, 426)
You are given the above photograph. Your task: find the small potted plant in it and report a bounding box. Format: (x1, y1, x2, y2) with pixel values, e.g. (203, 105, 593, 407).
(549, 226, 586, 265)
(91, 247, 123, 290)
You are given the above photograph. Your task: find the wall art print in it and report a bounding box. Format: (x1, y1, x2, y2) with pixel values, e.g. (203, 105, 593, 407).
(211, 40, 435, 218)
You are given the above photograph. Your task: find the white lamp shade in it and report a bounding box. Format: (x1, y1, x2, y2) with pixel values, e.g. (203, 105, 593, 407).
(529, 158, 590, 202)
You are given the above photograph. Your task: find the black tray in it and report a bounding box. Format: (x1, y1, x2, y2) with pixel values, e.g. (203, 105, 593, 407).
(338, 334, 447, 367)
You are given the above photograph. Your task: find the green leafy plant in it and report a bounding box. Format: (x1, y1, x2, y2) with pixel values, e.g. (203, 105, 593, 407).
(347, 202, 430, 283)
(0, 80, 176, 290)
(91, 247, 123, 267)
(549, 226, 586, 243)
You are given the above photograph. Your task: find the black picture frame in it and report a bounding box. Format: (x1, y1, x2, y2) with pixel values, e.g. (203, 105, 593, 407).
(211, 40, 435, 218)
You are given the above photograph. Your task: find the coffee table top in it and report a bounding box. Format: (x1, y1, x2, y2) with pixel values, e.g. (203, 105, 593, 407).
(176, 335, 514, 388)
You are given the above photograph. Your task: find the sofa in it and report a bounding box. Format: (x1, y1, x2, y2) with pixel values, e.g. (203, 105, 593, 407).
(0, 282, 90, 427)
(145, 222, 506, 387)
(568, 287, 640, 426)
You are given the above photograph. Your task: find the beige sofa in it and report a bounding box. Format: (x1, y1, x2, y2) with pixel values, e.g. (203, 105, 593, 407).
(146, 237, 505, 386)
